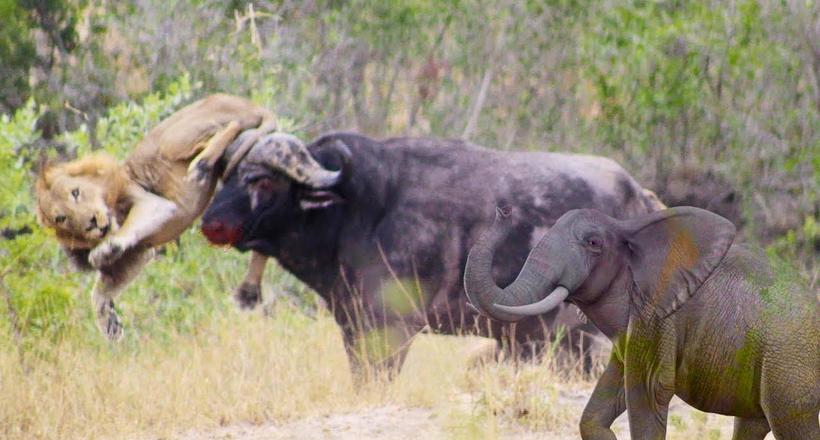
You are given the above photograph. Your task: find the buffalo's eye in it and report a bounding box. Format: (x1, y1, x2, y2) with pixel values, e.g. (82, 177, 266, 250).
(246, 174, 289, 194)
(246, 177, 277, 210)
(71, 188, 80, 200)
(55, 215, 67, 223)
(252, 178, 275, 194)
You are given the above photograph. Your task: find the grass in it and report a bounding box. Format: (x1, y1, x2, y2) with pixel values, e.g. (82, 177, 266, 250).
(0, 308, 355, 439)
(0, 313, 546, 439)
(0, 229, 772, 440)
(0, 299, 757, 439)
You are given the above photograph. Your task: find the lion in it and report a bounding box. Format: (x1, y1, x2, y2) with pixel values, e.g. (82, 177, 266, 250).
(35, 94, 278, 340)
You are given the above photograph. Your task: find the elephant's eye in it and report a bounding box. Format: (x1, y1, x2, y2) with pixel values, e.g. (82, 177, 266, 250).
(71, 188, 80, 200)
(584, 236, 603, 252)
(55, 215, 67, 224)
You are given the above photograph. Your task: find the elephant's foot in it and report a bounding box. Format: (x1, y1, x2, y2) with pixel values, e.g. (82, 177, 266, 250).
(732, 417, 770, 440)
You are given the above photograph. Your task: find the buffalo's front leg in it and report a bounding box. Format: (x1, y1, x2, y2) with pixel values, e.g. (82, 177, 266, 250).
(580, 343, 626, 439)
(234, 251, 268, 309)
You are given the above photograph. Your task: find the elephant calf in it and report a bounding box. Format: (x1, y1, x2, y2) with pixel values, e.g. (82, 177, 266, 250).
(465, 206, 819, 440)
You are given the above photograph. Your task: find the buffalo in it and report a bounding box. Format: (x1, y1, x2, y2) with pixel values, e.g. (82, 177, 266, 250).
(201, 131, 664, 370)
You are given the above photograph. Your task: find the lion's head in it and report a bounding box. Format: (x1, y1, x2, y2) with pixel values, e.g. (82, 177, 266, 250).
(35, 154, 130, 249)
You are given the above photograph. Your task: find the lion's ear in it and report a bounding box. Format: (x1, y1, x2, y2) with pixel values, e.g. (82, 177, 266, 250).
(34, 202, 47, 225)
(34, 169, 52, 227)
(34, 152, 50, 174)
(35, 170, 49, 191)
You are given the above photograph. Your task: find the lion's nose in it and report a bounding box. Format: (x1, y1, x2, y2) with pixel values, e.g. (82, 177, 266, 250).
(86, 216, 98, 232)
(87, 216, 110, 235)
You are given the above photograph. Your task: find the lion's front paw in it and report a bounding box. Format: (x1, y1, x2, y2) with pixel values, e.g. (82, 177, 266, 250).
(186, 159, 213, 185)
(89, 239, 126, 269)
(234, 282, 262, 310)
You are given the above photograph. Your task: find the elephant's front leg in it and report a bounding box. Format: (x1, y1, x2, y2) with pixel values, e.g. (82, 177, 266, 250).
(580, 343, 626, 440)
(624, 321, 676, 440)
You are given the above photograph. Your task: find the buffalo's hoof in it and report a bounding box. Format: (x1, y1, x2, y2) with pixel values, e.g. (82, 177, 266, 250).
(234, 282, 262, 310)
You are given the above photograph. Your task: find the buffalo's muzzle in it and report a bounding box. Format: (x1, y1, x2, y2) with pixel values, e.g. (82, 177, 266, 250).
(201, 220, 242, 245)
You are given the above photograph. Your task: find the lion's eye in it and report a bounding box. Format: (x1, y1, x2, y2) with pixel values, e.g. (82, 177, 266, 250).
(55, 215, 67, 223)
(71, 188, 80, 200)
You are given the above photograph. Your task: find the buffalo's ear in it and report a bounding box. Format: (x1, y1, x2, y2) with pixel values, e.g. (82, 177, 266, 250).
(314, 140, 352, 183)
(619, 207, 736, 319)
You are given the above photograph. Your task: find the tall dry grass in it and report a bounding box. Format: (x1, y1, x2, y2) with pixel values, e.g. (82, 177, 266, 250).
(0, 308, 356, 439)
(0, 303, 771, 439)
(0, 297, 594, 440)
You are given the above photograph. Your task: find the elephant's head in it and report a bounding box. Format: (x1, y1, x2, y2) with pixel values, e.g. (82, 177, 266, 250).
(464, 206, 736, 333)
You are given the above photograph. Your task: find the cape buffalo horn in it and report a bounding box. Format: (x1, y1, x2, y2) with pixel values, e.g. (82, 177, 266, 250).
(249, 133, 342, 188)
(492, 286, 570, 316)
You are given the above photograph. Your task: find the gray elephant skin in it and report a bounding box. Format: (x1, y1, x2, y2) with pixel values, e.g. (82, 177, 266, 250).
(464, 206, 818, 439)
(200, 131, 663, 370)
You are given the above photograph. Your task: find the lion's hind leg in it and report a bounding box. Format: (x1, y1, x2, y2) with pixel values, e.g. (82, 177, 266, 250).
(91, 246, 154, 341)
(187, 121, 242, 184)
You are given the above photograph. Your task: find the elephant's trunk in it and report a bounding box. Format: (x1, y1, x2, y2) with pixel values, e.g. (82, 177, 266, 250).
(464, 207, 564, 322)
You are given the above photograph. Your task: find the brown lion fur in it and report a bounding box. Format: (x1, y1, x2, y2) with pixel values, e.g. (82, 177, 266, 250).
(35, 153, 131, 250)
(33, 94, 279, 340)
(35, 94, 277, 251)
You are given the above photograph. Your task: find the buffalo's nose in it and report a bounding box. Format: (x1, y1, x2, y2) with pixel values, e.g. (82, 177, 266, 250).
(201, 220, 241, 245)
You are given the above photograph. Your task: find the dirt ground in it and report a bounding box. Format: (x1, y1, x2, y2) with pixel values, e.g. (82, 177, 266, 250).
(175, 396, 751, 440)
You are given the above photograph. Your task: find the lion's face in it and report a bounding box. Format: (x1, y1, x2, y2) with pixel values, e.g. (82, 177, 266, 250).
(35, 155, 126, 249)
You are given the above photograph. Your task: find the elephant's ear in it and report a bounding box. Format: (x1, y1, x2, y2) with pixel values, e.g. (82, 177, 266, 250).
(620, 207, 736, 319)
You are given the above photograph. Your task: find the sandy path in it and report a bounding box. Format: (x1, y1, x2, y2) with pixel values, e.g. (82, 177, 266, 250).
(176, 406, 444, 440)
(176, 395, 756, 440)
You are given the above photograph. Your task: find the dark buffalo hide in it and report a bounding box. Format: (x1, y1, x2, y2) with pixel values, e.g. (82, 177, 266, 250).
(202, 132, 661, 369)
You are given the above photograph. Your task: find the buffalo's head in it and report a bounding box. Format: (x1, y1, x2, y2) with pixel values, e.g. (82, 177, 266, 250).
(201, 133, 351, 252)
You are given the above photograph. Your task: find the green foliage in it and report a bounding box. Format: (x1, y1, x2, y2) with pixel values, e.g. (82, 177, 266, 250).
(0, 77, 247, 351)
(0, 1, 37, 113)
(0, 0, 816, 358)
(62, 73, 197, 158)
(0, 0, 86, 113)
(580, 0, 812, 164)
